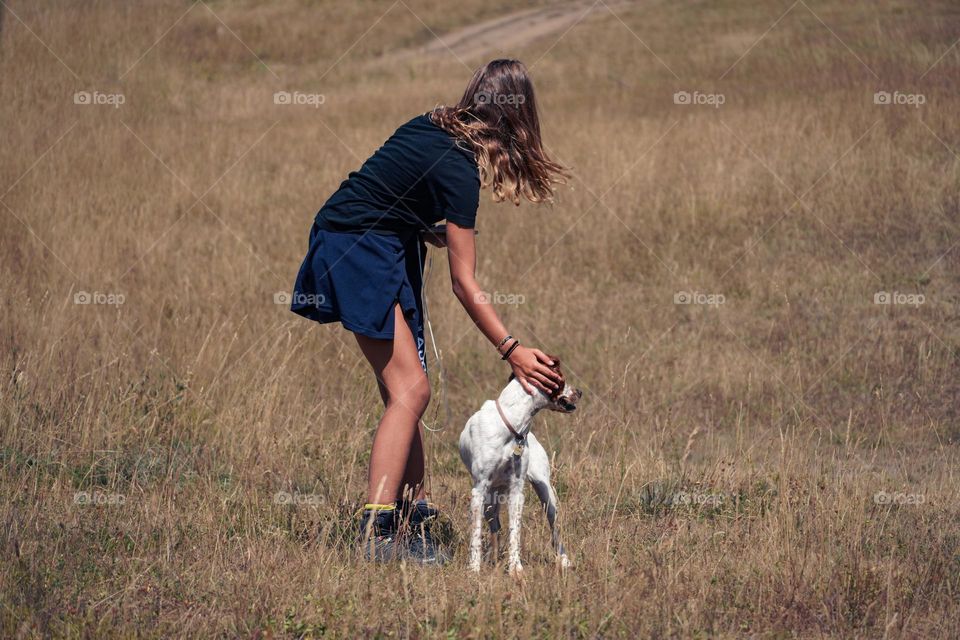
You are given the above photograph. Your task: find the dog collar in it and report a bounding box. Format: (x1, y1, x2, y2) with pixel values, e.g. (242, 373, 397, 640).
(495, 398, 527, 457)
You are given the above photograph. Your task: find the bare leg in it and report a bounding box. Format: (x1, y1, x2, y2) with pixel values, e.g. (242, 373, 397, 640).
(401, 424, 427, 501)
(372, 363, 426, 503)
(355, 304, 431, 505)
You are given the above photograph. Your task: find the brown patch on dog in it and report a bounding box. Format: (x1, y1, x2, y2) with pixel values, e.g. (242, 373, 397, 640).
(545, 354, 565, 398)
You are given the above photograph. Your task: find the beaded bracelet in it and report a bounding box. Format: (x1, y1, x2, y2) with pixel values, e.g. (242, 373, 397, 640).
(501, 339, 520, 360)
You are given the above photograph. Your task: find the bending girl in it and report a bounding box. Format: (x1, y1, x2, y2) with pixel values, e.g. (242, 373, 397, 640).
(291, 59, 568, 564)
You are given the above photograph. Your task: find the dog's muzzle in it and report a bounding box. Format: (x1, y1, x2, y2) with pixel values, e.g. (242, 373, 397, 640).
(555, 388, 582, 412)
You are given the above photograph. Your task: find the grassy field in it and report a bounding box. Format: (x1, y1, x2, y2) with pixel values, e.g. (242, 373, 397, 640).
(2, 0, 959, 637)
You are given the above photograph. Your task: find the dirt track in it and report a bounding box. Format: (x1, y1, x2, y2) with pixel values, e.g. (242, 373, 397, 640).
(395, 0, 631, 61)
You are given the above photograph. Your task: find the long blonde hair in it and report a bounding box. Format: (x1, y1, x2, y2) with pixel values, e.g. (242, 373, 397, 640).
(430, 59, 569, 205)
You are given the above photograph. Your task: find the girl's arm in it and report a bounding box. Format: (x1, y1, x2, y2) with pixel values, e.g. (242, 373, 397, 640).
(444, 221, 564, 395)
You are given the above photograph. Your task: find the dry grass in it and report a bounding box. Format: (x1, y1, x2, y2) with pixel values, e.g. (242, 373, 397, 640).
(2, 0, 959, 637)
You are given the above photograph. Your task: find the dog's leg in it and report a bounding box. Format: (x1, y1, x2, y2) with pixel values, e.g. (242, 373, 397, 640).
(469, 482, 487, 572)
(526, 435, 570, 568)
(484, 491, 502, 565)
(530, 478, 570, 569)
(506, 478, 525, 575)
(484, 492, 502, 534)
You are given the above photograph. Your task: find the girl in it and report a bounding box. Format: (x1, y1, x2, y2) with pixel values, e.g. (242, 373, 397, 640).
(291, 59, 568, 564)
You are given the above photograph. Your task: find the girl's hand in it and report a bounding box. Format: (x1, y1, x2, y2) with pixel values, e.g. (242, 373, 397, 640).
(506, 345, 564, 395)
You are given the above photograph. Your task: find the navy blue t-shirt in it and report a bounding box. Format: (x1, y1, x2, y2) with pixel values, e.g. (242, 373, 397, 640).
(316, 113, 480, 234)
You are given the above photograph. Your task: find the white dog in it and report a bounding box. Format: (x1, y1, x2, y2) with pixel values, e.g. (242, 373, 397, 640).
(459, 359, 582, 573)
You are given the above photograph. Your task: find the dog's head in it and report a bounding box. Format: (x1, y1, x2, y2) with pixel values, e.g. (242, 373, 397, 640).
(508, 355, 583, 413)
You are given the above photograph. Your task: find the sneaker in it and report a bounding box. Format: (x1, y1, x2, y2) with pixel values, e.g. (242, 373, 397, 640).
(401, 500, 451, 565)
(357, 504, 400, 562)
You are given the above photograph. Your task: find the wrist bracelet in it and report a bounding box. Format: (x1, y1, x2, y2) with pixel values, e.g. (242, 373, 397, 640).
(501, 339, 520, 360)
(496, 334, 513, 350)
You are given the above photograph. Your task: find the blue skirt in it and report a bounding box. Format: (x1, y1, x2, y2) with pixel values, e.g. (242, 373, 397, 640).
(290, 219, 427, 372)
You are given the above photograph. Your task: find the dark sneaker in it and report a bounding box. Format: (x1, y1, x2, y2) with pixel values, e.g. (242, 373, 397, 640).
(402, 500, 451, 565)
(357, 505, 400, 562)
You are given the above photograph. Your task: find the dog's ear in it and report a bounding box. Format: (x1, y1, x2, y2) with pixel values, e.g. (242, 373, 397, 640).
(546, 354, 563, 379)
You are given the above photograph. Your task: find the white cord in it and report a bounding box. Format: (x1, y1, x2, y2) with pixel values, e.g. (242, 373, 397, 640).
(417, 240, 450, 433)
